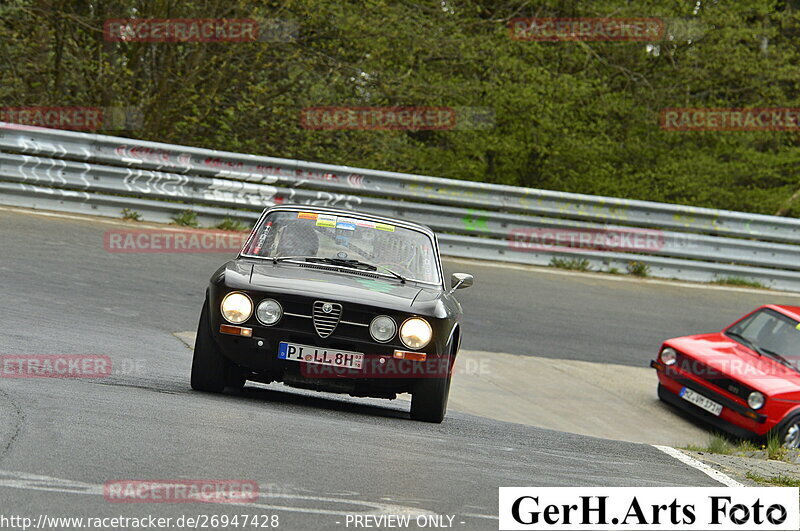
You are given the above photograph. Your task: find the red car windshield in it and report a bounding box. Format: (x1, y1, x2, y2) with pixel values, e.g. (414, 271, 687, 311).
(727, 308, 800, 370)
(242, 210, 440, 284)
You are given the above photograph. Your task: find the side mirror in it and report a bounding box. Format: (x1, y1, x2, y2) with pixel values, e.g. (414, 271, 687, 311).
(450, 273, 473, 293)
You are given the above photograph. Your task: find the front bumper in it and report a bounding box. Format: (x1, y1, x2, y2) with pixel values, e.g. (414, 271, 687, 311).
(212, 323, 450, 395)
(652, 360, 770, 438)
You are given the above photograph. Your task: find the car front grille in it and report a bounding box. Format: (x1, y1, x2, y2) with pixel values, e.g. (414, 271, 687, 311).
(313, 301, 343, 338)
(674, 354, 753, 401)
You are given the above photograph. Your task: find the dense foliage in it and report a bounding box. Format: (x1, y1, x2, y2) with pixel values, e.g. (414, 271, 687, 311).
(2, 1, 800, 215)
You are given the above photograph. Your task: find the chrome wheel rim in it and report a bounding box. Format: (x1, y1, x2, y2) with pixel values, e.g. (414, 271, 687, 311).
(784, 423, 800, 449)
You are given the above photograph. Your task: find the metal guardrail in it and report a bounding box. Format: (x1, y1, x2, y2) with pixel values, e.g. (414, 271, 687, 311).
(1, 122, 800, 292)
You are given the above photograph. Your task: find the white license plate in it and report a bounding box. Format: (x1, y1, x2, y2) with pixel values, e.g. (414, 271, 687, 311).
(277, 342, 363, 370)
(680, 387, 723, 416)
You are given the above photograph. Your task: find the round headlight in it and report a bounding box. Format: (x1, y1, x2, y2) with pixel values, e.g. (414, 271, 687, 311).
(400, 318, 432, 350)
(748, 391, 765, 410)
(370, 316, 397, 342)
(220, 292, 253, 324)
(256, 299, 283, 325)
(660, 347, 677, 366)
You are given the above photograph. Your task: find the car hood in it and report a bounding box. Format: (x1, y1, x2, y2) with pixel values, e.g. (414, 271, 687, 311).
(668, 332, 800, 395)
(222, 260, 447, 316)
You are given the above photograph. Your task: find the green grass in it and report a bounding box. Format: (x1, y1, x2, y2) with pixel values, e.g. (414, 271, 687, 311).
(765, 434, 788, 461)
(711, 277, 765, 289)
(685, 433, 737, 455)
(626, 260, 650, 277)
(215, 217, 248, 232)
(606, 267, 621, 275)
(746, 471, 800, 487)
(684, 433, 791, 460)
(549, 257, 591, 271)
(121, 208, 142, 221)
(171, 209, 199, 228)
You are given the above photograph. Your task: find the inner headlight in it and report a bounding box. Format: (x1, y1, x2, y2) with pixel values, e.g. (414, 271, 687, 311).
(220, 292, 253, 324)
(400, 318, 432, 350)
(370, 316, 397, 342)
(256, 298, 282, 325)
(747, 391, 765, 410)
(660, 347, 677, 366)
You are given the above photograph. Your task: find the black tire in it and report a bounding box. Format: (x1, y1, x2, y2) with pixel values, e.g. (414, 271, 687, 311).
(190, 300, 245, 393)
(410, 354, 453, 423)
(657, 383, 669, 402)
(774, 414, 800, 449)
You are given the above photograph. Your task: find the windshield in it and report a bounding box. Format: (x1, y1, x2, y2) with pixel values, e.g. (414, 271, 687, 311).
(726, 308, 800, 368)
(242, 210, 440, 284)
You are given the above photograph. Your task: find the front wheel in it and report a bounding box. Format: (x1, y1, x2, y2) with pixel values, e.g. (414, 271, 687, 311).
(190, 300, 245, 393)
(776, 415, 800, 449)
(410, 356, 452, 423)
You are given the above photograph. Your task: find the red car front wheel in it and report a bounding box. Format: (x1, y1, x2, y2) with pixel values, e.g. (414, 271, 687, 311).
(777, 415, 800, 449)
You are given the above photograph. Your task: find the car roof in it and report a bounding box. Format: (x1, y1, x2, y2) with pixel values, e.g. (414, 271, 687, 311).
(262, 204, 437, 237)
(770, 304, 800, 321)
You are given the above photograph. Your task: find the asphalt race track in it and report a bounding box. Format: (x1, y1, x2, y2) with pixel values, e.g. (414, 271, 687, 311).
(2, 207, 796, 529)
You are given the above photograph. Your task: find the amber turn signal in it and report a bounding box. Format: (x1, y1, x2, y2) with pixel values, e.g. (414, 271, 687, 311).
(220, 324, 253, 337)
(393, 350, 427, 361)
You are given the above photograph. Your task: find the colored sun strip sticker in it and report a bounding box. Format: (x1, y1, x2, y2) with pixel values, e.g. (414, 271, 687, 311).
(297, 212, 318, 220)
(354, 277, 397, 293)
(336, 217, 357, 231)
(356, 220, 376, 229)
(375, 223, 395, 232)
(316, 214, 337, 228)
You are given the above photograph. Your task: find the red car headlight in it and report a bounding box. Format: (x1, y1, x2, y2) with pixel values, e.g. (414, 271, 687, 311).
(747, 391, 765, 410)
(660, 347, 677, 366)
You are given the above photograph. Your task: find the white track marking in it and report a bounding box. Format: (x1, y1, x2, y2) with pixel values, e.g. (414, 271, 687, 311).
(652, 445, 745, 487)
(0, 469, 435, 517)
(462, 512, 498, 520)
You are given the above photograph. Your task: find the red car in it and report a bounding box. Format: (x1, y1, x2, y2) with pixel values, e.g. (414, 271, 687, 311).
(652, 305, 800, 448)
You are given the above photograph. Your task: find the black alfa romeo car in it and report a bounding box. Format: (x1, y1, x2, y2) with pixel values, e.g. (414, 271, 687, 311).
(191, 205, 473, 422)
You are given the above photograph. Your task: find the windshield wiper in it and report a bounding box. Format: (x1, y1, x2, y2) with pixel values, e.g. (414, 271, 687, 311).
(726, 331, 765, 356)
(270, 256, 407, 283)
(270, 255, 316, 264)
(308, 258, 407, 283)
(726, 331, 800, 372)
(759, 347, 800, 373)
(373, 265, 407, 284)
(306, 257, 377, 270)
